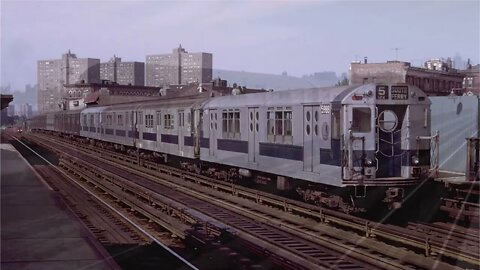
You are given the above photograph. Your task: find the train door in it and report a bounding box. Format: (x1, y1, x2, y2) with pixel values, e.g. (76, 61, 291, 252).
(156, 111, 161, 149)
(303, 105, 320, 171)
(209, 109, 217, 157)
(136, 110, 143, 144)
(248, 107, 259, 163)
(178, 110, 185, 155)
(376, 105, 407, 177)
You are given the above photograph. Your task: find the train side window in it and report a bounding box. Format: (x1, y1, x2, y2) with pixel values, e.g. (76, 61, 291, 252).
(284, 110, 293, 143)
(267, 109, 275, 142)
(145, 114, 154, 128)
(164, 114, 174, 129)
(351, 107, 371, 132)
(106, 114, 112, 126)
(118, 114, 123, 126)
(267, 107, 292, 144)
(222, 109, 241, 139)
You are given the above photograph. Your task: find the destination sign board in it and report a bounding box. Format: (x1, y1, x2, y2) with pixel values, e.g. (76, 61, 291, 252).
(391, 86, 409, 100)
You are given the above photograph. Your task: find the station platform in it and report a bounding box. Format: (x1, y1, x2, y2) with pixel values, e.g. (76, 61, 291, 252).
(1, 136, 119, 270)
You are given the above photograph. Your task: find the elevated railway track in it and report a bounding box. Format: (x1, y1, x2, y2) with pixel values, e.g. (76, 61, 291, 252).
(13, 131, 480, 269)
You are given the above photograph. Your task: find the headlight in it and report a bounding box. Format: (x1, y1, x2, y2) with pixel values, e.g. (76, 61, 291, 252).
(412, 156, 420, 165)
(364, 157, 373, 166)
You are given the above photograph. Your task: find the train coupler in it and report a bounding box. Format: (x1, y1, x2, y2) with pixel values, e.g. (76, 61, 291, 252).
(384, 187, 404, 209)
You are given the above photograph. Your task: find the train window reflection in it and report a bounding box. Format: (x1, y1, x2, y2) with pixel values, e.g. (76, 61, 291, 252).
(352, 107, 371, 132)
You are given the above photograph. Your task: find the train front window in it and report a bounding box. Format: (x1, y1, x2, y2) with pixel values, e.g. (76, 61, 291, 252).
(351, 107, 371, 132)
(378, 110, 397, 132)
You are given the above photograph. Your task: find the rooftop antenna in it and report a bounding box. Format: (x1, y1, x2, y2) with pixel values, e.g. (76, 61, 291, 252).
(391, 48, 403, 61)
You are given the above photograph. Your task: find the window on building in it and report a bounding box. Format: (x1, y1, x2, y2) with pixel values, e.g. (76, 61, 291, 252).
(83, 115, 87, 126)
(464, 77, 474, 89)
(351, 107, 371, 132)
(222, 109, 240, 139)
(145, 114, 154, 128)
(126, 112, 129, 125)
(164, 114, 174, 129)
(89, 114, 94, 126)
(267, 107, 292, 144)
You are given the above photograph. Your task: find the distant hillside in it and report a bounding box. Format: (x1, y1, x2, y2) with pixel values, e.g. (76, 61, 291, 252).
(213, 69, 344, 91)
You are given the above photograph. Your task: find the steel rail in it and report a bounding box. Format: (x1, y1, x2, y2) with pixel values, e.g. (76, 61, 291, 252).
(28, 132, 478, 267)
(27, 133, 462, 270)
(12, 136, 200, 270)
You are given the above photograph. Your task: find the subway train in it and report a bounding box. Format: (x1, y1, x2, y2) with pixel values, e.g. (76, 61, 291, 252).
(29, 83, 438, 212)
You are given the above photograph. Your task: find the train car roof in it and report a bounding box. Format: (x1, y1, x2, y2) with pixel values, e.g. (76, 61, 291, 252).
(202, 85, 356, 109)
(202, 84, 429, 109)
(82, 93, 211, 113)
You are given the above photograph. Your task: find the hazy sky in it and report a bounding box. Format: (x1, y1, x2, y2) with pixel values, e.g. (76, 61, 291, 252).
(1, 0, 479, 91)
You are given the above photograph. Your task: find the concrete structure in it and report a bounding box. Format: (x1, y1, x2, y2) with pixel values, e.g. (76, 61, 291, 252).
(0, 139, 117, 270)
(100, 55, 145, 86)
(146, 45, 212, 87)
(349, 60, 464, 96)
(38, 50, 100, 113)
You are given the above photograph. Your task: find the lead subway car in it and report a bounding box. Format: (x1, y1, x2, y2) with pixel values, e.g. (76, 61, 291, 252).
(201, 83, 436, 211)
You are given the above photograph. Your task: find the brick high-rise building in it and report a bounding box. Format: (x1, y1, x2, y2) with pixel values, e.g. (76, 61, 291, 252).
(146, 45, 212, 86)
(100, 55, 145, 86)
(37, 50, 100, 113)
